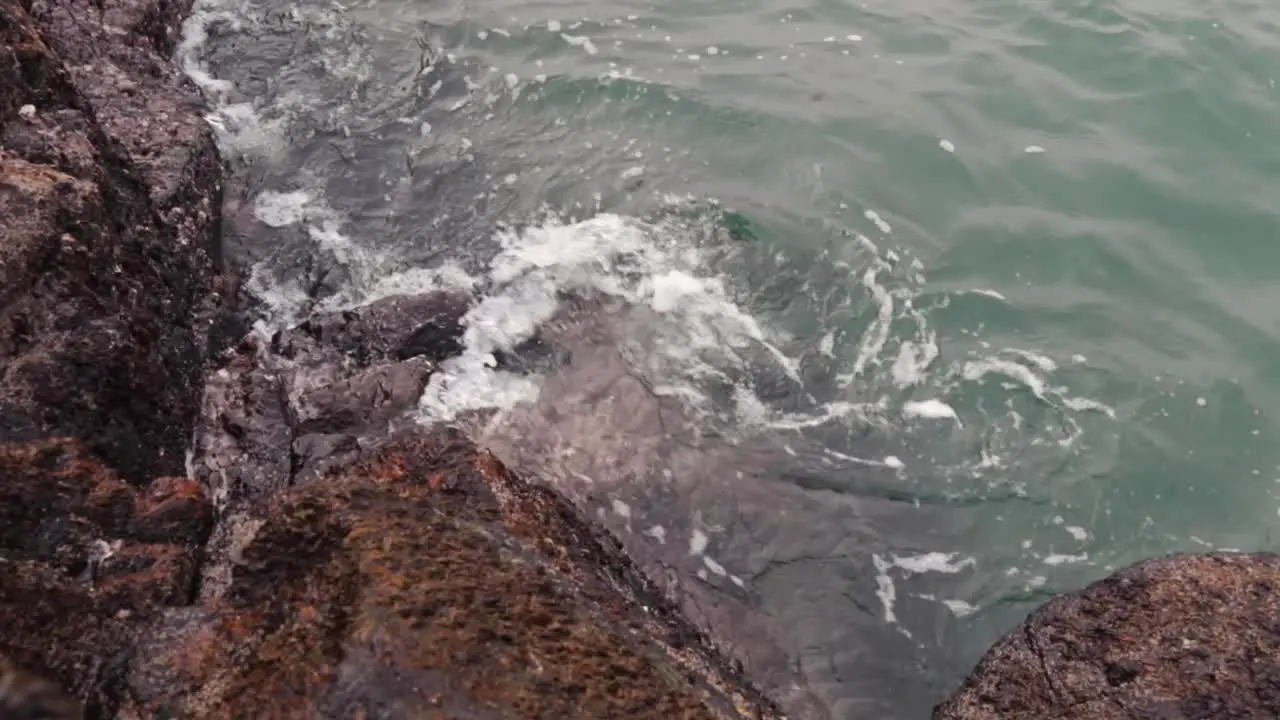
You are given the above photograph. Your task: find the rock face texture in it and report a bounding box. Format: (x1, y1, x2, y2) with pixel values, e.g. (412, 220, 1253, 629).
(935, 552, 1280, 720)
(0, 0, 227, 482)
(2, 0, 225, 713)
(134, 429, 779, 719)
(0, 440, 213, 718)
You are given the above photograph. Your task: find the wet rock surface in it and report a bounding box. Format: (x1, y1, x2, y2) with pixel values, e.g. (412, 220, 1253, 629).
(0, 0, 227, 482)
(935, 552, 1280, 720)
(2, 0, 224, 712)
(0, 440, 214, 717)
(184, 290, 781, 718)
(138, 428, 781, 719)
(190, 291, 471, 515)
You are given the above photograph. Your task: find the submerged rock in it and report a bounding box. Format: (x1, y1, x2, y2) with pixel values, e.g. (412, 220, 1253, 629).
(935, 552, 1280, 719)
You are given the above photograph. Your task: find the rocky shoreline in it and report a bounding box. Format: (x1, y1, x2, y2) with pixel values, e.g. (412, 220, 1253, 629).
(3, 0, 1280, 717)
(0, 0, 781, 715)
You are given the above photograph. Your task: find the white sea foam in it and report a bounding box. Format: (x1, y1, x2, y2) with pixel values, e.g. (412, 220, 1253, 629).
(252, 190, 313, 228)
(1003, 348, 1058, 374)
(960, 352, 1115, 431)
(903, 399, 959, 423)
(561, 32, 600, 55)
(874, 551, 976, 635)
(969, 288, 1007, 301)
(891, 552, 975, 574)
(891, 338, 938, 387)
(872, 554, 903, 631)
(963, 358, 1049, 399)
(849, 265, 893, 379)
(864, 209, 892, 234)
(1065, 525, 1090, 541)
(703, 555, 727, 576)
(942, 598, 978, 617)
(1043, 552, 1088, 566)
(690, 528, 709, 555)
(1062, 396, 1117, 417)
(418, 212, 805, 422)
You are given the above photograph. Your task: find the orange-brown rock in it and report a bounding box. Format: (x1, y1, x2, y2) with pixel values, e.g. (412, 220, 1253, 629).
(934, 552, 1280, 719)
(0, 440, 214, 717)
(129, 429, 781, 719)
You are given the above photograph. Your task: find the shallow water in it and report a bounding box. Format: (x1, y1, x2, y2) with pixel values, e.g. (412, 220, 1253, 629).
(181, 0, 1280, 714)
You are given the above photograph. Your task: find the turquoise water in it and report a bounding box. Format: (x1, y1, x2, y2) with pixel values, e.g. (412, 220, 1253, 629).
(184, 0, 1280, 714)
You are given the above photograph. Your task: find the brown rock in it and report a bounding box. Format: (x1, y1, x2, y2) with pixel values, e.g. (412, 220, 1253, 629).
(0, 0, 225, 707)
(130, 477, 215, 545)
(934, 553, 1280, 720)
(0, 0, 225, 710)
(0, 439, 213, 717)
(134, 429, 780, 720)
(0, 0, 225, 483)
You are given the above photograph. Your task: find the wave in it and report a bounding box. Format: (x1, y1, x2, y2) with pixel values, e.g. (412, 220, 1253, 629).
(178, 0, 1128, 713)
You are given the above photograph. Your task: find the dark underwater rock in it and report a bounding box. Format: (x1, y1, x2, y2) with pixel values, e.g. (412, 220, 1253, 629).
(935, 552, 1280, 720)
